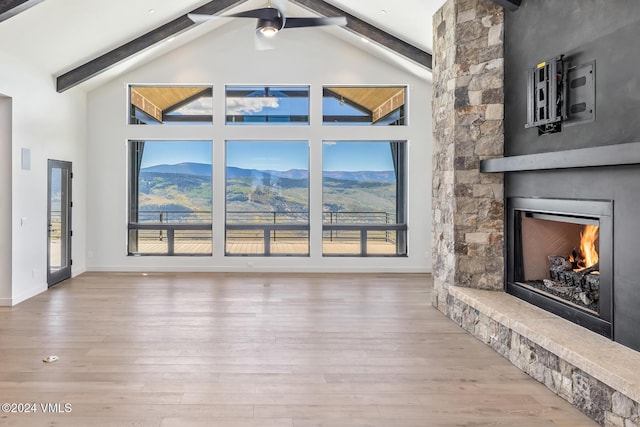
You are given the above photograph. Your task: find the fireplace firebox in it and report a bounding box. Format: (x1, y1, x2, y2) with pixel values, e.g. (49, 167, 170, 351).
(507, 198, 613, 337)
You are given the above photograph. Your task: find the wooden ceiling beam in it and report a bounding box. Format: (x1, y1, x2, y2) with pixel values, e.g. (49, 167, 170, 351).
(489, 0, 521, 11)
(290, 0, 432, 70)
(0, 0, 46, 23)
(56, 0, 432, 92)
(55, 0, 248, 93)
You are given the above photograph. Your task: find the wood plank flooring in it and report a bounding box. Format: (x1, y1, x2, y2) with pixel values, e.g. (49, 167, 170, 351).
(0, 273, 595, 426)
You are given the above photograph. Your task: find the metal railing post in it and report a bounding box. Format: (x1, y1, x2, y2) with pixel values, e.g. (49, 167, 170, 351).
(360, 229, 367, 256)
(264, 229, 271, 256)
(385, 212, 389, 242)
(273, 211, 277, 241)
(167, 228, 174, 255)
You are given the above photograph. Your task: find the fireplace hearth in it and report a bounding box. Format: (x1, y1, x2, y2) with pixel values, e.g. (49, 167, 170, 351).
(507, 197, 613, 337)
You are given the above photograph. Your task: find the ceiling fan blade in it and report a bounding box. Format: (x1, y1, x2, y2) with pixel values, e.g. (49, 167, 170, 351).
(227, 7, 280, 20)
(255, 31, 276, 50)
(189, 8, 280, 23)
(271, 0, 288, 14)
(187, 13, 219, 24)
(282, 16, 347, 29)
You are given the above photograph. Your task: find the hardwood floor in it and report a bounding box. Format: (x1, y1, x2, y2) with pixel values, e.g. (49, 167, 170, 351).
(0, 273, 595, 426)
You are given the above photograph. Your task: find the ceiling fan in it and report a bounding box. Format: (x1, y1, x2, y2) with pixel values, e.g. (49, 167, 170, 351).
(188, 0, 348, 50)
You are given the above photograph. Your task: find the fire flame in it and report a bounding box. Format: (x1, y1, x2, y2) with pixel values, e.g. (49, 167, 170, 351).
(580, 225, 599, 268)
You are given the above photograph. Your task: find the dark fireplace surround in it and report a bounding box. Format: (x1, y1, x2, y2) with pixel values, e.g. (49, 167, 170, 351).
(483, 141, 640, 352)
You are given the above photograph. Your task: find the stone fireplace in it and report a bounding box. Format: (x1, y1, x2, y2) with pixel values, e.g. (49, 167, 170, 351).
(432, 0, 640, 425)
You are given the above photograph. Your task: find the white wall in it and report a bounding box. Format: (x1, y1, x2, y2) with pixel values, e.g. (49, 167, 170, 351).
(0, 96, 11, 305)
(87, 20, 432, 273)
(0, 50, 87, 305)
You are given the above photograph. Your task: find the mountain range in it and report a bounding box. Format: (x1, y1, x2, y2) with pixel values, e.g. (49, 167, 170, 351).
(142, 162, 395, 182)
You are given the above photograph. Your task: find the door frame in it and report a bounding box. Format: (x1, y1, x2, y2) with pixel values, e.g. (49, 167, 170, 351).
(47, 159, 72, 287)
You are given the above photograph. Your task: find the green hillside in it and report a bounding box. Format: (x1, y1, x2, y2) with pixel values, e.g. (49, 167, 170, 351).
(136, 168, 396, 224)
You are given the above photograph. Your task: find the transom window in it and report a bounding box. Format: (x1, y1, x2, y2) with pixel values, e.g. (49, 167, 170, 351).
(226, 85, 310, 125)
(323, 86, 406, 126)
(129, 85, 213, 125)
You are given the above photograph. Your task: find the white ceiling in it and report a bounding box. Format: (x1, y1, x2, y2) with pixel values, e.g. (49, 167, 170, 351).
(324, 0, 434, 52)
(0, 0, 447, 91)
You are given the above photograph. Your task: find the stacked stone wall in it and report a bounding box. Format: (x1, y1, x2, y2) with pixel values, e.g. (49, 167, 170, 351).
(432, 0, 505, 314)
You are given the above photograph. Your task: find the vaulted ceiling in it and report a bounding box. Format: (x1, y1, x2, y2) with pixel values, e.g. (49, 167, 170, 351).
(2, 0, 504, 93)
(54, 0, 433, 92)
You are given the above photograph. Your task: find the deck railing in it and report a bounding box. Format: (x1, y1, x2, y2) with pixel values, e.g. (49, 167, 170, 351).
(129, 209, 405, 256)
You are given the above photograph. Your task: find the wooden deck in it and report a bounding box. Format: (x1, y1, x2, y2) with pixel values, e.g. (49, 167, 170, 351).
(0, 273, 595, 426)
(135, 238, 399, 256)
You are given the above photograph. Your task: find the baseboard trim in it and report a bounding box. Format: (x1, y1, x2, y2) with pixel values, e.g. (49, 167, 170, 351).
(86, 265, 431, 274)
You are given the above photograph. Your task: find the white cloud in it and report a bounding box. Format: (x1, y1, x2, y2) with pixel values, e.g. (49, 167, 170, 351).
(226, 98, 280, 115)
(170, 97, 212, 116)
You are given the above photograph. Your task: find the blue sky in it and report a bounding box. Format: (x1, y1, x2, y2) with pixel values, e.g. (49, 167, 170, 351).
(140, 141, 212, 168)
(226, 141, 309, 170)
(323, 141, 394, 171)
(139, 140, 395, 172)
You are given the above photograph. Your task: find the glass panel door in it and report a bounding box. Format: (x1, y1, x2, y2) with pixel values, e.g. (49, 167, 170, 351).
(48, 160, 72, 287)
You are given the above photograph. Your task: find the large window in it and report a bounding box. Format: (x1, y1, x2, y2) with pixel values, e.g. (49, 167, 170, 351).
(225, 141, 309, 255)
(322, 141, 407, 256)
(129, 85, 213, 125)
(128, 140, 212, 255)
(125, 83, 413, 259)
(323, 86, 406, 126)
(226, 86, 310, 125)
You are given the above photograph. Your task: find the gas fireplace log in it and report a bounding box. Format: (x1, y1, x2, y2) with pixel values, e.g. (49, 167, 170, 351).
(551, 269, 599, 290)
(563, 271, 584, 287)
(548, 255, 573, 270)
(578, 263, 599, 277)
(585, 274, 600, 292)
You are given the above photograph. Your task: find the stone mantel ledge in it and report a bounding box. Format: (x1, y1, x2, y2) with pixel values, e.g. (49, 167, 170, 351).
(448, 286, 640, 403)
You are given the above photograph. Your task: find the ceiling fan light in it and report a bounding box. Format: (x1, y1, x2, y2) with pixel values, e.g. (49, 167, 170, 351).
(259, 26, 279, 37)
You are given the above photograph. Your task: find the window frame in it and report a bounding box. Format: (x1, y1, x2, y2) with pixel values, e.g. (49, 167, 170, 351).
(322, 85, 407, 126)
(128, 84, 213, 126)
(127, 139, 213, 256)
(225, 85, 311, 126)
(322, 140, 408, 257)
(224, 140, 311, 256)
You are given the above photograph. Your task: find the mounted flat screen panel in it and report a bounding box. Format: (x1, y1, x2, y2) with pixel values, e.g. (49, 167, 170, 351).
(129, 85, 213, 125)
(225, 86, 310, 125)
(323, 86, 406, 126)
